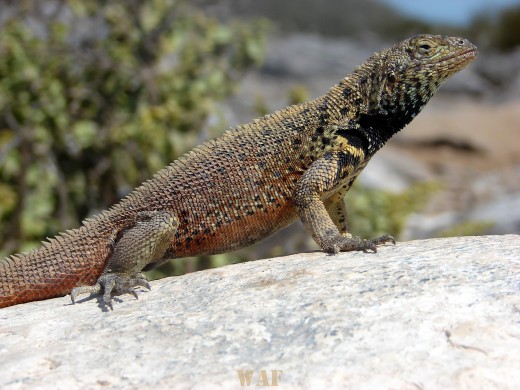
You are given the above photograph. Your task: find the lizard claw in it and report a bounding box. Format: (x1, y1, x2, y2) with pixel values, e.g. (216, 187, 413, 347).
(321, 234, 396, 254)
(71, 283, 102, 304)
(70, 272, 152, 309)
(361, 234, 396, 253)
(370, 234, 395, 246)
(362, 241, 378, 253)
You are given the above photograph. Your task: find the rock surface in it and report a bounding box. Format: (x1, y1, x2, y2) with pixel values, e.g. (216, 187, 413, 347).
(1, 235, 519, 389)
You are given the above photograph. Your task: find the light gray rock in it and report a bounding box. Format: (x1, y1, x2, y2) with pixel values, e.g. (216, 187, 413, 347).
(260, 34, 374, 80)
(1, 235, 519, 389)
(436, 67, 490, 96)
(360, 149, 433, 192)
(474, 47, 520, 99)
(406, 195, 520, 239)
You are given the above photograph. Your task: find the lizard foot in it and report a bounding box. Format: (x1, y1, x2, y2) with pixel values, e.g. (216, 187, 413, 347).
(70, 272, 151, 310)
(322, 234, 395, 254)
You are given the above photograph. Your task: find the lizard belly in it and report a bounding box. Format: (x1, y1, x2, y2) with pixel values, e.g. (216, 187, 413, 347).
(169, 200, 298, 258)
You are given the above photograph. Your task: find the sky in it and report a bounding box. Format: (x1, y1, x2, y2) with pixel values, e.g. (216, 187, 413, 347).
(379, 0, 520, 25)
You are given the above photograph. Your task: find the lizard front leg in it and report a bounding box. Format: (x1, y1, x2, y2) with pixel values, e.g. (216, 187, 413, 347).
(294, 151, 394, 254)
(324, 186, 352, 238)
(71, 210, 178, 309)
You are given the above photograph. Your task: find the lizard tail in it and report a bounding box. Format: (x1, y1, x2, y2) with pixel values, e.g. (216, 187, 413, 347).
(0, 219, 115, 308)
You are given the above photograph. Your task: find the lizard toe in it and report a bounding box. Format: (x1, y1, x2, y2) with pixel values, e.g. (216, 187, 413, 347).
(370, 234, 396, 246)
(98, 272, 152, 309)
(329, 235, 393, 253)
(70, 272, 152, 309)
(70, 283, 102, 304)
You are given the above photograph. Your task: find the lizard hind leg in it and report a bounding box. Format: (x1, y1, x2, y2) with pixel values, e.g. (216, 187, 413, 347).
(70, 210, 178, 309)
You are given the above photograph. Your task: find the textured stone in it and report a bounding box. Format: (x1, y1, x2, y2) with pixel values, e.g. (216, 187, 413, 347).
(1, 235, 519, 389)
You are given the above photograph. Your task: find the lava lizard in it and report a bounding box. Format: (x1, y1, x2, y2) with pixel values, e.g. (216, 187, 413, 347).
(0, 34, 477, 308)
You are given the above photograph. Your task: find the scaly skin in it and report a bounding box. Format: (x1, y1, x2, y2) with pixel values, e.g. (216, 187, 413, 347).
(0, 35, 477, 308)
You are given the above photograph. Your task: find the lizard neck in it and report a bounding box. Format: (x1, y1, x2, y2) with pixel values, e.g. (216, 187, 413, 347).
(329, 69, 430, 157)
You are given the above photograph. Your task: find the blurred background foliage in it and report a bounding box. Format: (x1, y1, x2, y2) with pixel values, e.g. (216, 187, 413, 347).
(0, 0, 267, 258)
(1, 0, 516, 277)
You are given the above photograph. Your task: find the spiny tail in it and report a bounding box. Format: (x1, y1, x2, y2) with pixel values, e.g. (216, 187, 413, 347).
(0, 220, 115, 308)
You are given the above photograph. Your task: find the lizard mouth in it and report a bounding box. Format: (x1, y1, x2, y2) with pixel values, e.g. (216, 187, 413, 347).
(437, 48, 477, 62)
(436, 48, 478, 70)
(457, 48, 478, 60)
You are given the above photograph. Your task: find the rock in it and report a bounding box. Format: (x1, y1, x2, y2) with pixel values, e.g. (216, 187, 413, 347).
(260, 34, 373, 80)
(405, 190, 520, 239)
(474, 47, 520, 100)
(469, 195, 520, 234)
(1, 235, 519, 389)
(436, 67, 490, 96)
(360, 149, 433, 192)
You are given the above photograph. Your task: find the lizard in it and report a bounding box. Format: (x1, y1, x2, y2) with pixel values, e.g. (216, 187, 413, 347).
(0, 34, 477, 309)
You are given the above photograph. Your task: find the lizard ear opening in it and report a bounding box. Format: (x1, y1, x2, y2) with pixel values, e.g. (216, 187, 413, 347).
(385, 71, 397, 93)
(367, 66, 398, 114)
(367, 67, 385, 113)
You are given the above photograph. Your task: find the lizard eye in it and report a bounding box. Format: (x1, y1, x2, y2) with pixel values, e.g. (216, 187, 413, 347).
(416, 40, 436, 58)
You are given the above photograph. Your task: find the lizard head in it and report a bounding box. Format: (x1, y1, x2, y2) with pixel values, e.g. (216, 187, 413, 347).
(370, 34, 477, 126)
(347, 34, 477, 149)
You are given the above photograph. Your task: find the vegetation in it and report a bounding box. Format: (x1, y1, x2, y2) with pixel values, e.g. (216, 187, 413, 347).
(437, 221, 494, 238)
(349, 181, 441, 239)
(0, 0, 267, 256)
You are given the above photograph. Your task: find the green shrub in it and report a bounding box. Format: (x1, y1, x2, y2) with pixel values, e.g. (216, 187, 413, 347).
(0, 0, 267, 255)
(348, 181, 441, 239)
